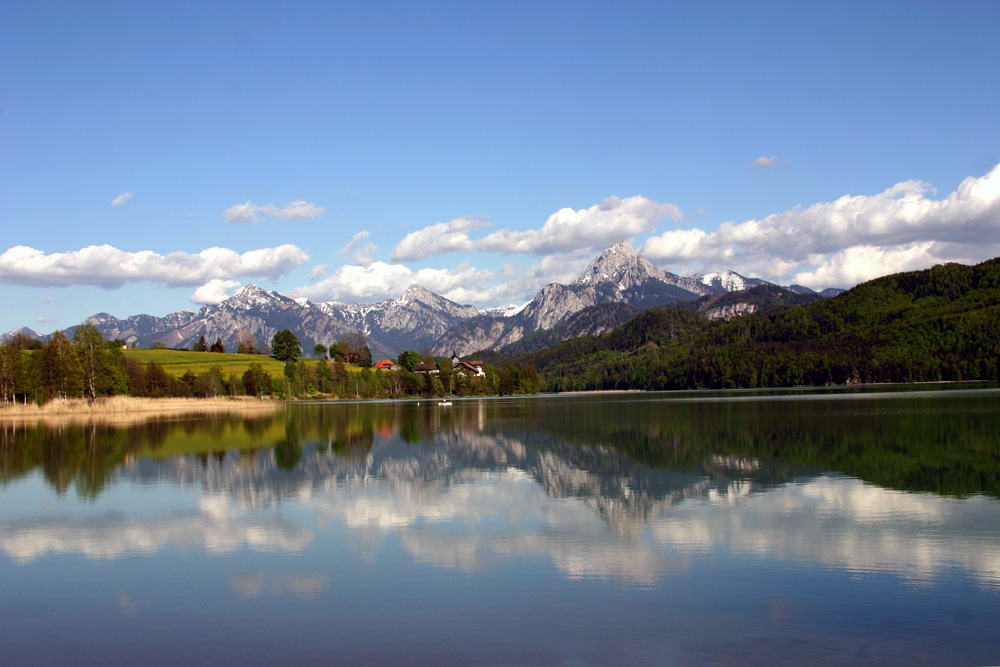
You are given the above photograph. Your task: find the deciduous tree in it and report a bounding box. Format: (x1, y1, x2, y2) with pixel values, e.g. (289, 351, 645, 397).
(38, 331, 83, 400)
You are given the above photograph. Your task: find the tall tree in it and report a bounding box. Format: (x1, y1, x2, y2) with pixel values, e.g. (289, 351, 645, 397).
(38, 331, 83, 400)
(339, 332, 371, 366)
(0, 345, 27, 403)
(271, 330, 301, 361)
(73, 323, 113, 400)
(397, 350, 420, 372)
(242, 362, 271, 397)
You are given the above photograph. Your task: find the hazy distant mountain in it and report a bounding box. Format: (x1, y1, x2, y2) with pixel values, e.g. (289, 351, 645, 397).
(0, 326, 44, 345)
(788, 284, 846, 298)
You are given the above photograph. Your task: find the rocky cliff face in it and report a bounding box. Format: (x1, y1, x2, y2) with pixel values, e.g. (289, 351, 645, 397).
(703, 302, 758, 321)
(317, 284, 480, 353)
(87, 285, 360, 353)
(435, 241, 715, 356)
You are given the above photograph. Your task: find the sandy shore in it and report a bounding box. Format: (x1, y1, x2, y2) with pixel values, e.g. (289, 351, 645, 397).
(0, 395, 280, 425)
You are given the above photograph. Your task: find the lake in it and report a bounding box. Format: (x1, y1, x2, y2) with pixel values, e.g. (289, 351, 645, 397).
(2, 385, 999, 665)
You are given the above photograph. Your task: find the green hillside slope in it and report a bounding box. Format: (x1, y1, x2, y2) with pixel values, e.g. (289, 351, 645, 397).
(519, 259, 1000, 391)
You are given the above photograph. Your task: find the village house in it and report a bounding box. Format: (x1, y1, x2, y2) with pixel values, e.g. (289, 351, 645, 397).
(414, 361, 439, 375)
(373, 359, 397, 371)
(450, 352, 486, 377)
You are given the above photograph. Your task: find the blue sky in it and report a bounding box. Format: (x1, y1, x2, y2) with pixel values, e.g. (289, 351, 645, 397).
(2, 1, 999, 334)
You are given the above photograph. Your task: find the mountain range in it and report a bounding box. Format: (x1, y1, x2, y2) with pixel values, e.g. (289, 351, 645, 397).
(2, 241, 841, 357)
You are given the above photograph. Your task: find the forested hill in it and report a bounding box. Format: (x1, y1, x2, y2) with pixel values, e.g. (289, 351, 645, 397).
(490, 258, 1000, 391)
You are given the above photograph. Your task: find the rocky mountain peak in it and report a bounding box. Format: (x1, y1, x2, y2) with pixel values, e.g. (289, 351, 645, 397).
(573, 240, 667, 289)
(226, 284, 284, 309)
(401, 284, 434, 303)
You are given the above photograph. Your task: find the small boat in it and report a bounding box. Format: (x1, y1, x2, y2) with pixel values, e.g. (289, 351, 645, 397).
(438, 401, 452, 406)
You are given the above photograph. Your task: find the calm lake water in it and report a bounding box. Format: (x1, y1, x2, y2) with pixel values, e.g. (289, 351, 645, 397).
(2, 385, 1000, 666)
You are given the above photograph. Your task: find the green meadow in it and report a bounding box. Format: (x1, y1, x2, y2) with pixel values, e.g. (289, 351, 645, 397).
(121, 349, 362, 378)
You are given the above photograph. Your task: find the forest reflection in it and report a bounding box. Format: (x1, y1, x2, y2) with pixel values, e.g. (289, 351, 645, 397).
(2, 387, 999, 500)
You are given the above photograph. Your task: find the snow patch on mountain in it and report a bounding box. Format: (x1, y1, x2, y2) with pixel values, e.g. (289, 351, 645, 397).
(693, 270, 770, 292)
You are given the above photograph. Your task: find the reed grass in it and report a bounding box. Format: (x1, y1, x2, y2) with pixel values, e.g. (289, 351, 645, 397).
(0, 395, 280, 425)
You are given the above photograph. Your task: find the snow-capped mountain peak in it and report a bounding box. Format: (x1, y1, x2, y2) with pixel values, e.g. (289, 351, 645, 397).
(400, 284, 435, 305)
(573, 240, 668, 289)
(227, 284, 287, 310)
(481, 303, 526, 318)
(692, 271, 770, 293)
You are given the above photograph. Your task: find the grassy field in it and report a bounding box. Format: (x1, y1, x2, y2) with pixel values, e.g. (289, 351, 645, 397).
(121, 348, 362, 377)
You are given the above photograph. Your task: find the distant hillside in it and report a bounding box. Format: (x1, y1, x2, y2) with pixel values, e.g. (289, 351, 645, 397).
(675, 284, 823, 320)
(507, 258, 1000, 391)
(498, 302, 642, 354)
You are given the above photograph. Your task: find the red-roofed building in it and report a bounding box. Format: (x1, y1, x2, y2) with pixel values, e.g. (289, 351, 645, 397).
(374, 359, 397, 371)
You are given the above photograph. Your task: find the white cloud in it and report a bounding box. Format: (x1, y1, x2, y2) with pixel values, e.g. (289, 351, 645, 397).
(480, 195, 681, 256)
(384, 197, 681, 263)
(391, 216, 486, 262)
(35, 316, 56, 323)
(0, 244, 309, 288)
(292, 260, 496, 305)
(262, 199, 325, 220)
(110, 192, 133, 206)
(294, 261, 417, 302)
(340, 231, 377, 266)
(749, 156, 780, 168)
(642, 163, 1000, 288)
(223, 201, 258, 224)
(308, 264, 327, 282)
(223, 199, 325, 224)
(0, 496, 312, 563)
(190, 279, 242, 304)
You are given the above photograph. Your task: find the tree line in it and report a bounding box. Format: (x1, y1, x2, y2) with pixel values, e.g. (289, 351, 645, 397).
(0, 326, 541, 404)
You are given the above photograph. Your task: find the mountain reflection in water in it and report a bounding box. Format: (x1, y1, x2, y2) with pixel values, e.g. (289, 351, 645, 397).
(2, 387, 1000, 665)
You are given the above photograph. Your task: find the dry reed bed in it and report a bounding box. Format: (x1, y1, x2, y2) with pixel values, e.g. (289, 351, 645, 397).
(0, 396, 280, 425)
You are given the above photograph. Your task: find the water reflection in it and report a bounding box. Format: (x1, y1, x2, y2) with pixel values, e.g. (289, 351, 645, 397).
(2, 492, 312, 563)
(2, 388, 999, 590)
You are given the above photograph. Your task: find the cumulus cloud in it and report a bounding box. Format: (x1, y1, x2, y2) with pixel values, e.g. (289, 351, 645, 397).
(340, 231, 377, 266)
(293, 246, 598, 308)
(383, 197, 681, 264)
(190, 279, 242, 304)
(480, 195, 682, 256)
(642, 163, 1000, 289)
(0, 501, 312, 563)
(749, 156, 780, 168)
(292, 259, 497, 305)
(110, 192, 133, 206)
(223, 199, 325, 224)
(0, 244, 309, 289)
(391, 216, 486, 262)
